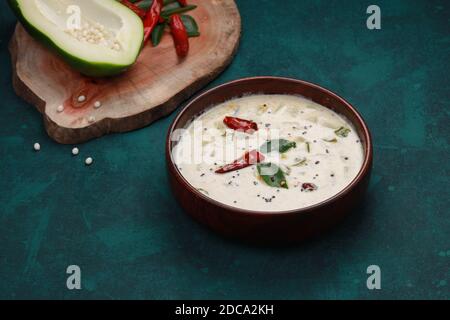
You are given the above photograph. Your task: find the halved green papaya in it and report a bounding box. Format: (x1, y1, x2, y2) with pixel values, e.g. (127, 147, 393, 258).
(8, 0, 144, 77)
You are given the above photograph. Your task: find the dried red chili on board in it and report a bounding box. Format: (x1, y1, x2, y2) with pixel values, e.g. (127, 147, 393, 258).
(169, 14, 190, 57)
(143, 0, 163, 43)
(120, 0, 146, 19)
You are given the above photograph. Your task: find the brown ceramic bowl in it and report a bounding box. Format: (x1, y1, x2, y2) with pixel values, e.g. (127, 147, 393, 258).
(166, 77, 373, 244)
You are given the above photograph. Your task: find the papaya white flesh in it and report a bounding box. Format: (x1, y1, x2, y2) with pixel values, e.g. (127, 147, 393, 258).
(9, 0, 144, 77)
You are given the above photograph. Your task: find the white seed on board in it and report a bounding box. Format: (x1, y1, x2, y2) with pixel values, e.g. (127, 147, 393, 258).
(88, 116, 95, 123)
(85, 157, 93, 166)
(57, 105, 64, 113)
(33, 143, 41, 151)
(78, 95, 86, 103)
(72, 147, 79, 156)
(94, 101, 102, 108)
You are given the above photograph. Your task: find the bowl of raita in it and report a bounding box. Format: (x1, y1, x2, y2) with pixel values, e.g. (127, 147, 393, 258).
(166, 77, 372, 244)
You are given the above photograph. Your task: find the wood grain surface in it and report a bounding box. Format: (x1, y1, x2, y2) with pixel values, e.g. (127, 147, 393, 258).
(9, 0, 241, 144)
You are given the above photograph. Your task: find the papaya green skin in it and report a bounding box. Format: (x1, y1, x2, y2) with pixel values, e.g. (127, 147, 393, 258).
(8, 0, 143, 77)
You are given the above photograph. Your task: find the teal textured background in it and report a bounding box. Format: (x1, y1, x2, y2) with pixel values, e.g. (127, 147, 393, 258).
(0, 0, 449, 299)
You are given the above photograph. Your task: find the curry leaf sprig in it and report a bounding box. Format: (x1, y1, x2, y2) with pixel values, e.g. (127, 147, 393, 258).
(259, 139, 297, 154)
(133, 0, 199, 46)
(118, 0, 200, 53)
(257, 139, 297, 189)
(257, 163, 288, 189)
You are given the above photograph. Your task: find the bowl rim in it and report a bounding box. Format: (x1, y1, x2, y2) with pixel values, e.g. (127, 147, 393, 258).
(166, 76, 373, 217)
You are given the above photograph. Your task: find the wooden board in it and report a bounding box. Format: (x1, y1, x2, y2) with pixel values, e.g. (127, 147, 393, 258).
(9, 0, 241, 144)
